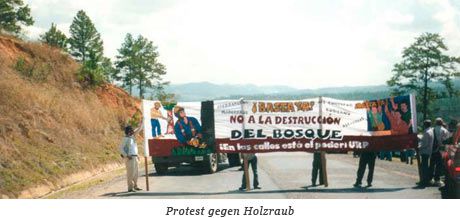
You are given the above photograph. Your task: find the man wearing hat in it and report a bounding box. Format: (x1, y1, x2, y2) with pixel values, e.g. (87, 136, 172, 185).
(120, 121, 143, 192)
(173, 106, 203, 146)
(429, 118, 452, 186)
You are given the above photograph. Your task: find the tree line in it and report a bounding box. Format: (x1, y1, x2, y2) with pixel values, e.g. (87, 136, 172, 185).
(0, 0, 167, 99)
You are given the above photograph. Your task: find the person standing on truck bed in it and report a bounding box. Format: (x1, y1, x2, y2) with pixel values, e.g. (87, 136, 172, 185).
(120, 121, 143, 193)
(173, 106, 203, 146)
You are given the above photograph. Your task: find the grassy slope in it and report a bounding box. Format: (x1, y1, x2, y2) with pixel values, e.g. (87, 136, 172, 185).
(0, 35, 139, 198)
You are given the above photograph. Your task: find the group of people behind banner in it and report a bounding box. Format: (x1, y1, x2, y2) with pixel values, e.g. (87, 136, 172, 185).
(310, 117, 460, 189)
(417, 118, 459, 188)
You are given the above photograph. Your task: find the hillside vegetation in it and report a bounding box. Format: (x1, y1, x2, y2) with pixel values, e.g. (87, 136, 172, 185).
(0, 35, 139, 198)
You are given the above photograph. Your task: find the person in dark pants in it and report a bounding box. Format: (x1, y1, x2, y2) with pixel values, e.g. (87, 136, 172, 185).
(353, 151, 377, 188)
(239, 153, 260, 190)
(429, 151, 443, 186)
(417, 120, 434, 187)
(429, 118, 451, 187)
(311, 152, 324, 186)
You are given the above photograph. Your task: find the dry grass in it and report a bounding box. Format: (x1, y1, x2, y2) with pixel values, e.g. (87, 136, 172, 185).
(0, 35, 140, 198)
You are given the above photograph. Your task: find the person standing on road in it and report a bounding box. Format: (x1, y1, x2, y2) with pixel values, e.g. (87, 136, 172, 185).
(429, 118, 451, 187)
(353, 151, 377, 188)
(417, 120, 434, 187)
(239, 153, 261, 190)
(311, 152, 324, 186)
(120, 122, 143, 192)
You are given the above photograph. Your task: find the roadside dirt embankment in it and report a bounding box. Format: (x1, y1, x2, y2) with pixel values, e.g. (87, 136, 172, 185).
(0, 34, 140, 198)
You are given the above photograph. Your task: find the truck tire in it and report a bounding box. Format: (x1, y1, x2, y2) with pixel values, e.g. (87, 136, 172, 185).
(154, 163, 169, 175)
(205, 153, 218, 174)
(228, 153, 242, 167)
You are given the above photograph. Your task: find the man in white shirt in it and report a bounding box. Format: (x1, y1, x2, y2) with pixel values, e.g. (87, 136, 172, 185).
(417, 120, 434, 187)
(430, 118, 452, 186)
(120, 123, 143, 192)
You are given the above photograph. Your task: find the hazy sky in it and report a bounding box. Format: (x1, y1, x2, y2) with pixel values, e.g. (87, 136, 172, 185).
(25, 0, 460, 89)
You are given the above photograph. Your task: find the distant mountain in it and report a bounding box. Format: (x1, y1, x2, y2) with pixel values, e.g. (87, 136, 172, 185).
(293, 85, 389, 94)
(159, 82, 392, 101)
(225, 85, 391, 101)
(163, 82, 298, 101)
(137, 79, 460, 101)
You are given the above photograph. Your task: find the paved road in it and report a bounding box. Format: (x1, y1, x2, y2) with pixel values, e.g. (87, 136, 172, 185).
(57, 152, 442, 199)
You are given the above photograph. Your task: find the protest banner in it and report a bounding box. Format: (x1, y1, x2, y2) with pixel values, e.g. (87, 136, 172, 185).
(214, 95, 418, 153)
(142, 95, 417, 188)
(143, 94, 417, 156)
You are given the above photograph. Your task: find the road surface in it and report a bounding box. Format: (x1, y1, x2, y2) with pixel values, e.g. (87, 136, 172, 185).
(52, 152, 442, 199)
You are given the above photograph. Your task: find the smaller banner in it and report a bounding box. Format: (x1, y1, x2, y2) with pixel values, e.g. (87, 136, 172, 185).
(142, 100, 214, 157)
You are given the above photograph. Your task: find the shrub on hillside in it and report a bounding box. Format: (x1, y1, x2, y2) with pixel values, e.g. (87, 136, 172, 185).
(78, 62, 106, 87)
(14, 57, 50, 81)
(127, 109, 142, 128)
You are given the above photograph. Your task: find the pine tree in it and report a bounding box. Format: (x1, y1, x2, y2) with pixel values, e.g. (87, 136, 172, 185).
(387, 32, 460, 121)
(101, 57, 117, 83)
(68, 10, 105, 86)
(115, 33, 136, 94)
(115, 34, 167, 98)
(68, 10, 103, 64)
(133, 35, 167, 98)
(39, 23, 67, 50)
(0, 0, 34, 34)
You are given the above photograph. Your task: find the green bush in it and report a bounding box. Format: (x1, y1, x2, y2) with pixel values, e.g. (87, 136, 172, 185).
(14, 57, 50, 81)
(127, 110, 142, 128)
(77, 63, 106, 87)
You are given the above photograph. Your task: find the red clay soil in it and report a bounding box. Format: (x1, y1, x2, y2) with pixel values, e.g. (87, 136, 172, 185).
(0, 34, 141, 198)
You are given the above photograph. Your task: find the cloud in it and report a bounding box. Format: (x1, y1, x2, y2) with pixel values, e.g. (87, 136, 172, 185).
(430, 0, 460, 55)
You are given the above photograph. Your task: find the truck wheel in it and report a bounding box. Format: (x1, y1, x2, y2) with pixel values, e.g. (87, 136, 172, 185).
(228, 153, 242, 167)
(205, 153, 218, 174)
(154, 163, 168, 175)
